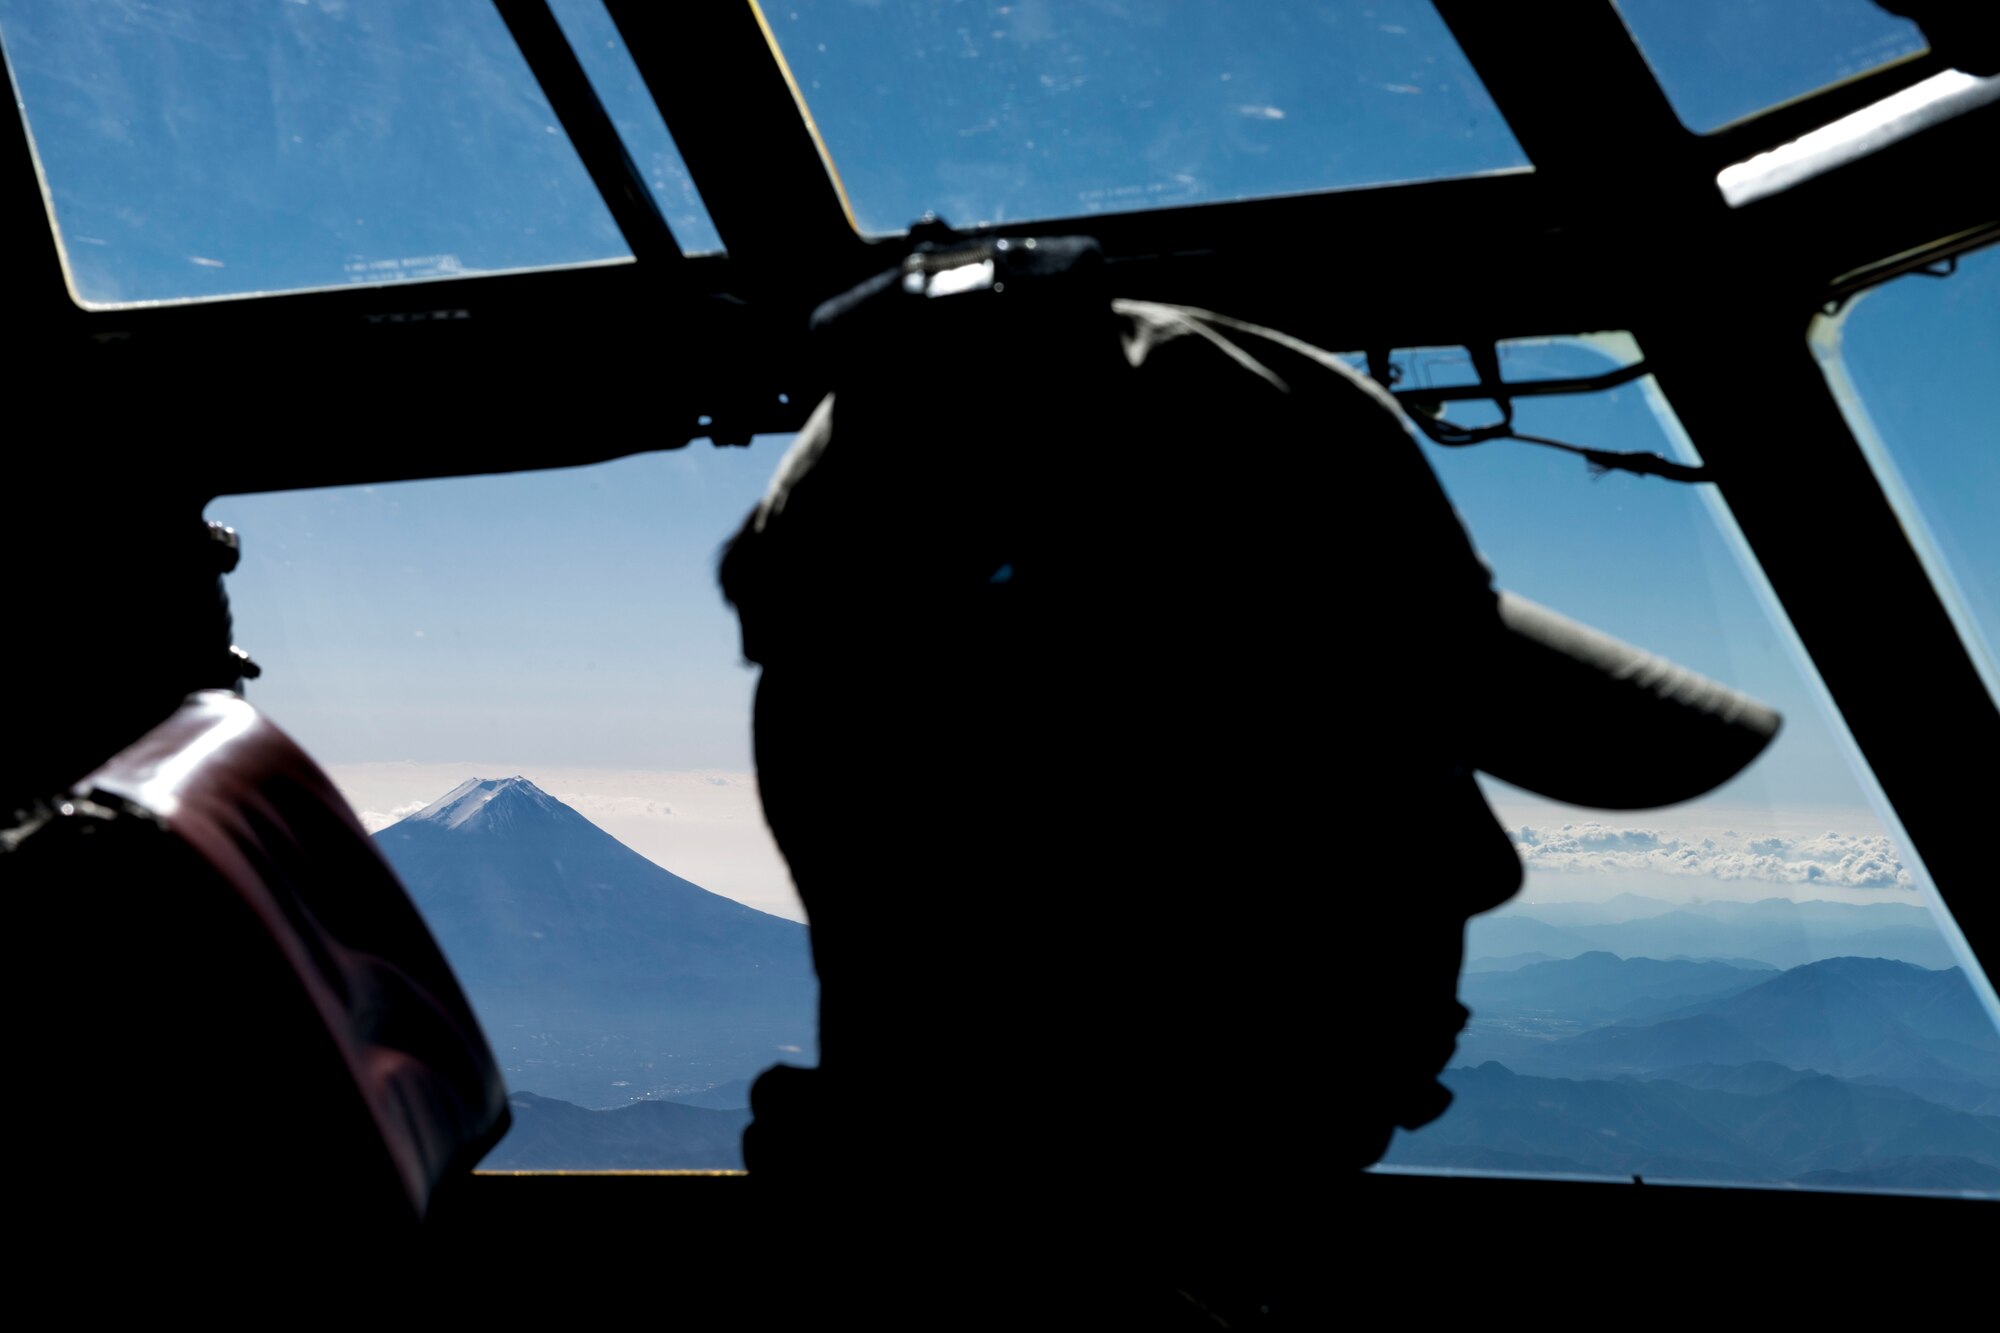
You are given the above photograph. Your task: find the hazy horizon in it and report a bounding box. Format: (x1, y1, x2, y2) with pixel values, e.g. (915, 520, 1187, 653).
(330, 758, 1939, 932)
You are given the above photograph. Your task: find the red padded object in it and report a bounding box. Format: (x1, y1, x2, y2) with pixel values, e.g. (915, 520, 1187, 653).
(73, 690, 509, 1219)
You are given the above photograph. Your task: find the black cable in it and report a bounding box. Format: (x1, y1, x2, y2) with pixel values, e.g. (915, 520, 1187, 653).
(1512, 430, 1712, 484)
(1406, 403, 1710, 483)
(1393, 356, 1712, 484)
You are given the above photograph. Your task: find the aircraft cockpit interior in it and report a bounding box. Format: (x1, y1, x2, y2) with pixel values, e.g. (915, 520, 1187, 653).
(3, 1, 1995, 1317)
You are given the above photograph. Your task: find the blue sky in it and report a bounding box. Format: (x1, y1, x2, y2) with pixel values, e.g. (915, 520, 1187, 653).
(197, 332, 1933, 805)
(5, 2, 1992, 931)
(1828, 246, 1999, 701)
(209, 447, 775, 772)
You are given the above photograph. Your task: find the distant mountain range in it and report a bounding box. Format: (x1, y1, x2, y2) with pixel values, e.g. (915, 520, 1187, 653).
(1467, 896, 1957, 971)
(1464, 951, 1557, 974)
(1494, 893, 1681, 927)
(1384, 1060, 2000, 1188)
(1394, 951, 2000, 1192)
(481, 1092, 751, 1171)
(1456, 953, 2000, 1113)
(1461, 951, 1775, 1025)
(375, 777, 815, 1112)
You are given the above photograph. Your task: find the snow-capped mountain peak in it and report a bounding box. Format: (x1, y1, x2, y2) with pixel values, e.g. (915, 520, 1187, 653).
(404, 775, 564, 832)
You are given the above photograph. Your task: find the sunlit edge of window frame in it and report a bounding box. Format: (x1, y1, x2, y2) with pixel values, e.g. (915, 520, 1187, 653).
(1716, 69, 1998, 209)
(748, 0, 860, 237)
(1630, 359, 2000, 1033)
(1, 29, 89, 310)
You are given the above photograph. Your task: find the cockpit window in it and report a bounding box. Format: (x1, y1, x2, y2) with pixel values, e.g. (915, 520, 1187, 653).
(0, 0, 631, 306)
(1815, 244, 1999, 712)
(1373, 335, 2000, 1197)
(1614, 0, 1927, 132)
(207, 444, 816, 1170)
(762, 0, 1528, 236)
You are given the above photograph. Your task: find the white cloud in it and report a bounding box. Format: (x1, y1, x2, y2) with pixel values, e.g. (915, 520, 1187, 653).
(1510, 821, 1912, 890)
(356, 800, 426, 833)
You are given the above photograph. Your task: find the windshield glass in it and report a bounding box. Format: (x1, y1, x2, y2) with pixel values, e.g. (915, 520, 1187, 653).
(0, 0, 629, 306)
(1615, 0, 1926, 132)
(765, 0, 1528, 235)
(209, 442, 813, 1168)
(1816, 245, 2000, 708)
(1373, 336, 2000, 1196)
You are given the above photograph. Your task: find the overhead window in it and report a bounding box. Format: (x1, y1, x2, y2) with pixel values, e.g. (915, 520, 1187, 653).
(0, 0, 630, 306)
(1615, 0, 1927, 132)
(763, 0, 1528, 236)
(547, 0, 723, 255)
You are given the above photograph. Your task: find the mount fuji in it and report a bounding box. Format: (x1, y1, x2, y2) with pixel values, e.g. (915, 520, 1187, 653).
(374, 776, 815, 1108)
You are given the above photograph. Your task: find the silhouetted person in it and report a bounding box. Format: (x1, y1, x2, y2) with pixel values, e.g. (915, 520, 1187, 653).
(721, 237, 1777, 1297)
(2, 493, 248, 815)
(4, 486, 505, 1251)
